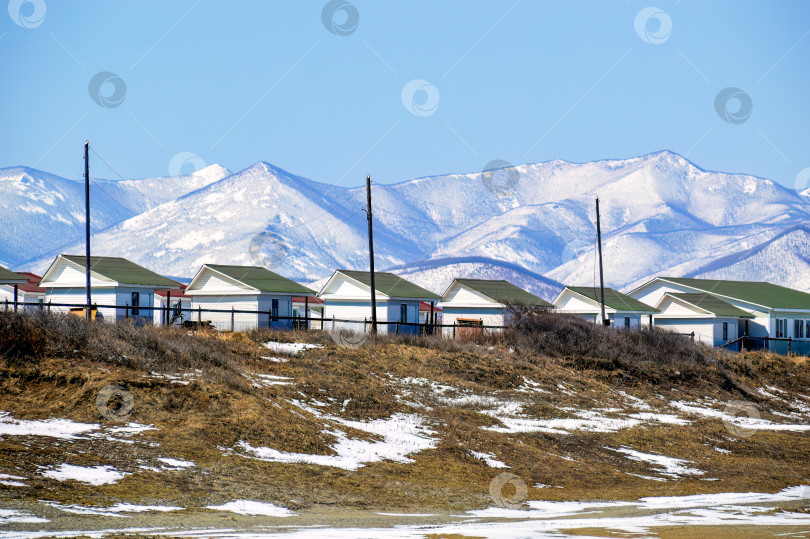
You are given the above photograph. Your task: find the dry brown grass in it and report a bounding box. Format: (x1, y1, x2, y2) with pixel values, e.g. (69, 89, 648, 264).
(1, 309, 809, 512)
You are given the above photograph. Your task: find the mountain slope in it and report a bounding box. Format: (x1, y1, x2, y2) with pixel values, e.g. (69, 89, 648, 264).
(12, 151, 810, 293)
(0, 165, 230, 267)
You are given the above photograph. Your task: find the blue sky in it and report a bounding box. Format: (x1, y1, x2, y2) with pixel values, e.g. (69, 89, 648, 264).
(2, 0, 809, 189)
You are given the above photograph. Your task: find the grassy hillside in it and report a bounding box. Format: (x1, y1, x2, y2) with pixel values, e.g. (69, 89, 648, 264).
(0, 309, 809, 516)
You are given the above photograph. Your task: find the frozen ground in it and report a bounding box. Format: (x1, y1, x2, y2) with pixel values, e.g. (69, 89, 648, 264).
(1, 487, 810, 538)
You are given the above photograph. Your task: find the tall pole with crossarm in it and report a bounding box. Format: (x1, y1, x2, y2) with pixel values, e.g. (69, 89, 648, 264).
(365, 175, 377, 335)
(84, 141, 92, 321)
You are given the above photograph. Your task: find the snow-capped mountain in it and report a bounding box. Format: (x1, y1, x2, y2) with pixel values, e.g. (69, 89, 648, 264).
(0, 164, 229, 268)
(7, 151, 810, 299)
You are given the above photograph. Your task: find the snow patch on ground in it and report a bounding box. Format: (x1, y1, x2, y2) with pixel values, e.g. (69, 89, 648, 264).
(157, 458, 195, 469)
(0, 509, 48, 525)
(671, 400, 810, 432)
(0, 412, 99, 439)
(246, 373, 294, 387)
(470, 451, 509, 468)
(263, 342, 323, 355)
(40, 464, 129, 485)
(232, 412, 436, 471)
(205, 500, 295, 517)
(44, 501, 183, 517)
(609, 446, 704, 478)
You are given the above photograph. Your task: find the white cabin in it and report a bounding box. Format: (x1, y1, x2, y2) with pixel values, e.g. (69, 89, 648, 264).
(552, 286, 657, 328)
(318, 270, 440, 335)
(0, 265, 29, 311)
(38, 255, 181, 322)
(630, 277, 810, 353)
(438, 279, 552, 338)
(1, 272, 45, 312)
(651, 292, 752, 350)
(185, 264, 316, 331)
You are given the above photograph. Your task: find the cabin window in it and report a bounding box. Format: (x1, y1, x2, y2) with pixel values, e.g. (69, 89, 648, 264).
(624, 316, 630, 328)
(271, 299, 279, 321)
(131, 292, 140, 316)
(795, 320, 805, 339)
(400, 303, 407, 323)
(722, 322, 728, 341)
(775, 319, 787, 338)
(458, 319, 483, 327)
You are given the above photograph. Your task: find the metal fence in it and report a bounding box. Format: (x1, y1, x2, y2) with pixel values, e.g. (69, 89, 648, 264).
(1, 300, 509, 338)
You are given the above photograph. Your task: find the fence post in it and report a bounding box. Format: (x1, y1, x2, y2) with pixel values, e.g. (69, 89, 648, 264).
(690, 331, 694, 341)
(395, 322, 399, 335)
(320, 308, 324, 330)
(125, 302, 129, 319)
(788, 337, 792, 355)
(3, 299, 7, 311)
(453, 321, 456, 339)
(198, 306, 201, 325)
(13, 285, 18, 312)
(48, 300, 51, 313)
(231, 307, 235, 332)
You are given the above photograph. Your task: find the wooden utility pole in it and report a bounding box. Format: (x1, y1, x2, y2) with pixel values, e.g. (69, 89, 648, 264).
(84, 141, 92, 320)
(595, 197, 607, 326)
(365, 175, 377, 335)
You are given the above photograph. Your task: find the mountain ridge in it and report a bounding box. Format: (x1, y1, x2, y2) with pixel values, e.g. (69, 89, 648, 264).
(5, 151, 809, 298)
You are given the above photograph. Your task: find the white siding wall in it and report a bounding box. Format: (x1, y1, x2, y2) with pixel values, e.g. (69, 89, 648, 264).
(191, 295, 260, 331)
(441, 307, 506, 338)
(553, 291, 609, 315)
(322, 300, 390, 334)
(0, 287, 44, 312)
(654, 318, 739, 347)
(45, 288, 118, 320)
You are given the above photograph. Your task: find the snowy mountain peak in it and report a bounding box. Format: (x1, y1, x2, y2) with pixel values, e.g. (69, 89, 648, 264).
(6, 153, 810, 298)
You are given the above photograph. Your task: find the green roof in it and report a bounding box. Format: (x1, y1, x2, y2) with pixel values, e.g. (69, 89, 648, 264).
(207, 265, 314, 294)
(668, 292, 754, 318)
(663, 277, 810, 310)
(453, 279, 553, 307)
(62, 255, 180, 288)
(338, 270, 440, 300)
(0, 265, 26, 283)
(567, 286, 658, 313)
